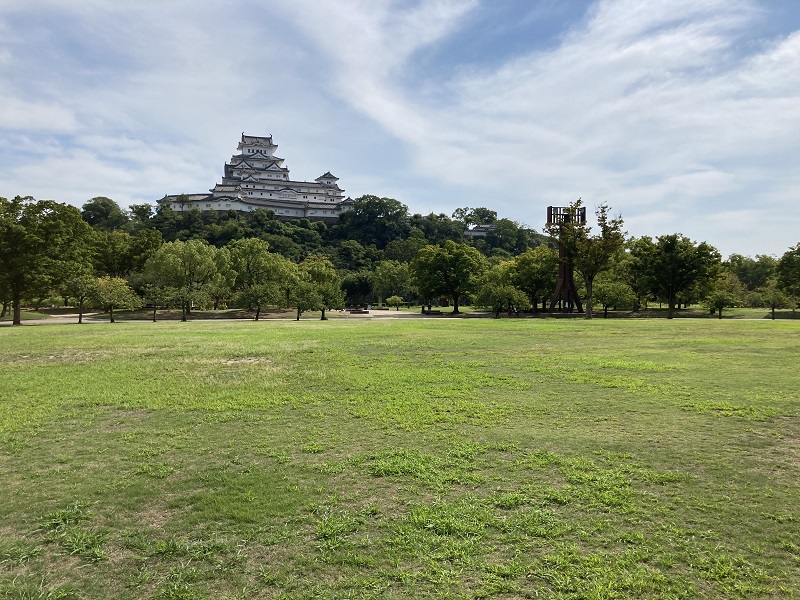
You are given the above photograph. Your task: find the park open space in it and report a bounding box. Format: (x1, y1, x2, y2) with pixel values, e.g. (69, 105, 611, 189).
(1, 319, 798, 598)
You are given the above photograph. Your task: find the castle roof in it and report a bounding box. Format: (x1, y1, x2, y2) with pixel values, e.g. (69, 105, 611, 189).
(240, 133, 275, 146)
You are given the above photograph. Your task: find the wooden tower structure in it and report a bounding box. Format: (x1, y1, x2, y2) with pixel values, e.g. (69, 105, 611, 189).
(547, 205, 586, 313)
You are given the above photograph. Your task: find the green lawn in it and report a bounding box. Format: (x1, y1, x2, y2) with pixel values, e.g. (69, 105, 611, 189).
(0, 320, 798, 599)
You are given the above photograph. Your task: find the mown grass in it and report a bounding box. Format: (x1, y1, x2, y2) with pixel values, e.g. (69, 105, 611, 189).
(0, 319, 798, 599)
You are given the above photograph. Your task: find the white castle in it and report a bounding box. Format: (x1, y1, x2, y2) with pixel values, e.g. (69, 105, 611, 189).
(162, 133, 353, 220)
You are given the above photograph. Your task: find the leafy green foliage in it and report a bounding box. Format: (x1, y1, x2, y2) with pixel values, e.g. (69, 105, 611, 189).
(411, 240, 488, 313)
(144, 240, 219, 320)
(0, 196, 93, 324)
(777, 242, 800, 303)
(592, 279, 636, 316)
(630, 233, 722, 318)
(511, 245, 559, 311)
(93, 276, 142, 322)
(474, 261, 529, 317)
(81, 196, 128, 231)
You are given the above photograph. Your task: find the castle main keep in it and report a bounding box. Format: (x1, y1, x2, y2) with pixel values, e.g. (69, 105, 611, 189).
(161, 133, 353, 220)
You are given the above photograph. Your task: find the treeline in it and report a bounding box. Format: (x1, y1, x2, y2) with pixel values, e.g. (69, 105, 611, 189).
(1, 195, 799, 324)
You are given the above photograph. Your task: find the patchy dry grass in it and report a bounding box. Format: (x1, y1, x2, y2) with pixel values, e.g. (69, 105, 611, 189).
(0, 319, 798, 598)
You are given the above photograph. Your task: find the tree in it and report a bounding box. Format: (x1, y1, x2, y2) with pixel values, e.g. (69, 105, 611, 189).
(474, 262, 529, 318)
(383, 229, 428, 263)
(777, 243, 800, 310)
(372, 260, 411, 305)
(91, 229, 134, 277)
(385, 295, 404, 310)
(228, 238, 295, 320)
(451, 207, 497, 227)
(593, 279, 636, 318)
(545, 199, 625, 319)
(342, 270, 374, 307)
(485, 219, 529, 255)
(143, 240, 219, 321)
(128, 203, 154, 229)
(58, 266, 98, 324)
(299, 255, 344, 320)
(81, 197, 129, 230)
(129, 229, 164, 272)
(511, 245, 559, 312)
(757, 278, 790, 320)
(726, 254, 777, 291)
(703, 272, 746, 318)
(0, 196, 94, 325)
(206, 246, 235, 310)
(410, 213, 464, 246)
(630, 234, 721, 319)
(411, 241, 488, 314)
(92, 276, 142, 323)
(333, 195, 410, 249)
(334, 239, 371, 271)
(290, 276, 323, 321)
(140, 283, 173, 322)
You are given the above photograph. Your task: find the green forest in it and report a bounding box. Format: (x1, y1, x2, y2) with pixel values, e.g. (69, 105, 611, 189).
(2, 194, 799, 324)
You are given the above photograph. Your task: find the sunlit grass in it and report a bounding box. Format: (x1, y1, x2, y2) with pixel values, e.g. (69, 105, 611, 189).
(0, 319, 798, 598)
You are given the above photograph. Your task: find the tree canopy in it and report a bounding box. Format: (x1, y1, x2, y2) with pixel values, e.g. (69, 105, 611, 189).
(411, 241, 488, 313)
(0, 196, 93, 325)
(630, 234, 721, 319)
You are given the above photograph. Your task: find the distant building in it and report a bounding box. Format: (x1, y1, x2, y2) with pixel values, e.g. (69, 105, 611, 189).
(463, 223, 497, 239)
(161, 133, 354, 221)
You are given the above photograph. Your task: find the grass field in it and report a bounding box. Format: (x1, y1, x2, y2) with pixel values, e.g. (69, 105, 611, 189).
(0, 319, 798, 599)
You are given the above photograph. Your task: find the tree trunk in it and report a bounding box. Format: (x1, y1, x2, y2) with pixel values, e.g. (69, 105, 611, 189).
(152, 305, 158, 322)
(109, 305, 115, 323)
(771, 305, 776, 320)
(604, 305, 608, 318)
(718, 307, 723, 319)
(584, 278, 594, 320)
(452, 293, 460, 314)
(1, 299, 7, 318)
(78, 298, 84, 324)
(321, 307, 327, 320)
(255, 306, 261, 321)
(296, 307, 301, 321)
(181, 303, 187, 322)
(12, 289, 22, 325)
(667, 294, 675, 319)
(213, 298, 220, 310)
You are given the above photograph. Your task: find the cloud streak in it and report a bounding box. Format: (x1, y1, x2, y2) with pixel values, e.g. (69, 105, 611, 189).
(0, 0, 797, 256)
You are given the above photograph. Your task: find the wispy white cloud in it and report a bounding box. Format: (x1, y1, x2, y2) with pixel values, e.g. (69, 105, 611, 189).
(0, 0, 797, 256)
(277, 0, 799, 254)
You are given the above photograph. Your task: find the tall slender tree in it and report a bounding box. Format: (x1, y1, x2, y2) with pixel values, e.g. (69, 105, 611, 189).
(545, 199, 625, 319)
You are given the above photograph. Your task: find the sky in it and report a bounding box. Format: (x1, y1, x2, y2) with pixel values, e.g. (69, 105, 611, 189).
(1, 0, 798, 258)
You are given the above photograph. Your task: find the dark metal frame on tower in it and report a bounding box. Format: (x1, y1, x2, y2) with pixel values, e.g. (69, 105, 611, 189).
(547, 205, 586, 313)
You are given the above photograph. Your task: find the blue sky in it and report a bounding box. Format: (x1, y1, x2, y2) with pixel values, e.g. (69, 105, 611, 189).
(1, 0, 798, 257)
